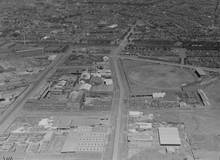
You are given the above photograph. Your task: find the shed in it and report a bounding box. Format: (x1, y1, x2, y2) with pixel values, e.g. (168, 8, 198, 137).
(158, 127, 181, 146)
(136, 122, 152, 130)
(129, 111, 143, 117)
(195, 68, 206, 77)
(152, 92, 166, 99)
(103, 78, 113, 86)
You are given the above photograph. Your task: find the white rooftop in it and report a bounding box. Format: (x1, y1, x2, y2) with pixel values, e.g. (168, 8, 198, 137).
(158, 127, 181, 146)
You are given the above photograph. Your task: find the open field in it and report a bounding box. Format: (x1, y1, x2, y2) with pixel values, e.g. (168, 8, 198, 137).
(63, 54, 103, 66)
(122, 59, 197, 93)
(203, 78, 220, 109)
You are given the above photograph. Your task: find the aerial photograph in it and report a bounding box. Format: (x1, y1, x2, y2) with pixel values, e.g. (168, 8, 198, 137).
(0, 0, 220, 160)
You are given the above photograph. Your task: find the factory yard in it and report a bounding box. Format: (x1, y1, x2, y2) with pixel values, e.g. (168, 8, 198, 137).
(0, 50, 116, 160)
(0, 113, 111, 159)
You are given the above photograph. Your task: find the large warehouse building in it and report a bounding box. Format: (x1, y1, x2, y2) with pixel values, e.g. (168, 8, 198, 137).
(158, 127, 181, 146)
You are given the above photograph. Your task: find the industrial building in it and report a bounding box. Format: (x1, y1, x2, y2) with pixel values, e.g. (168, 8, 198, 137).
(195, 68, 206, 77)
(158, 127, 181, 146)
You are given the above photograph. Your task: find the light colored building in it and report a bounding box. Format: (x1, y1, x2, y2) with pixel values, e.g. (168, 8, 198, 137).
(103, 78, 113, 86)
(97, 69, 111, 77)
(195, 67, 206, 77)
(152, 92, 166, 99)
(158, 127, 181, 146)
(129, 111, 143, 117)
(136, 122, 152, 130)
(103, 56, 109, 62)
(79, 83, 92, 91)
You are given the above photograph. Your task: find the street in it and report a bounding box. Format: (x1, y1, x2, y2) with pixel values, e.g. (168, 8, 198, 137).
(111, 23, 135, 160)
(0, 50, 71, 134)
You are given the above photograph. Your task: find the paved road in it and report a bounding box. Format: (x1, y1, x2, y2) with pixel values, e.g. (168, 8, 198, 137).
(111, 24, 135, 160)
(111, 59, 126, 160)
(0, 52, 68, 133)
(110, 21, 220, 160)
(110, 37, 220, 160)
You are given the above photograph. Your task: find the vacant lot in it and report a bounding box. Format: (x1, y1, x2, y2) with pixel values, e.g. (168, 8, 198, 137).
(203, 79, 220, 109)
(63, 54, 103, 66)
(123, 60, 196, 93)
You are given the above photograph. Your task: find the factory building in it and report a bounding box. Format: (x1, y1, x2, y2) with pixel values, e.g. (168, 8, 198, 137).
(158, 127, 181, 146)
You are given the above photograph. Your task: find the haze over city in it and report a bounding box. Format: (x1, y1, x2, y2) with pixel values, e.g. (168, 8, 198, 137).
(0, 0, 220, 160)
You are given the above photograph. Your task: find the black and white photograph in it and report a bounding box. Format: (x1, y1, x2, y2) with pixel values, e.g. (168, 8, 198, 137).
(0, 0, 220, 159)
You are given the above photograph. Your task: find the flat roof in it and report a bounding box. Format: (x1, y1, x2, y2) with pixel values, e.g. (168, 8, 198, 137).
(195, 67, 206, 75)
(158, 127, 181, 146)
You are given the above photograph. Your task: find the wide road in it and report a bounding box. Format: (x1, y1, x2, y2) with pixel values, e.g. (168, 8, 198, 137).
(0, 51, 69, 133)
(111, 23, 135, 160)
